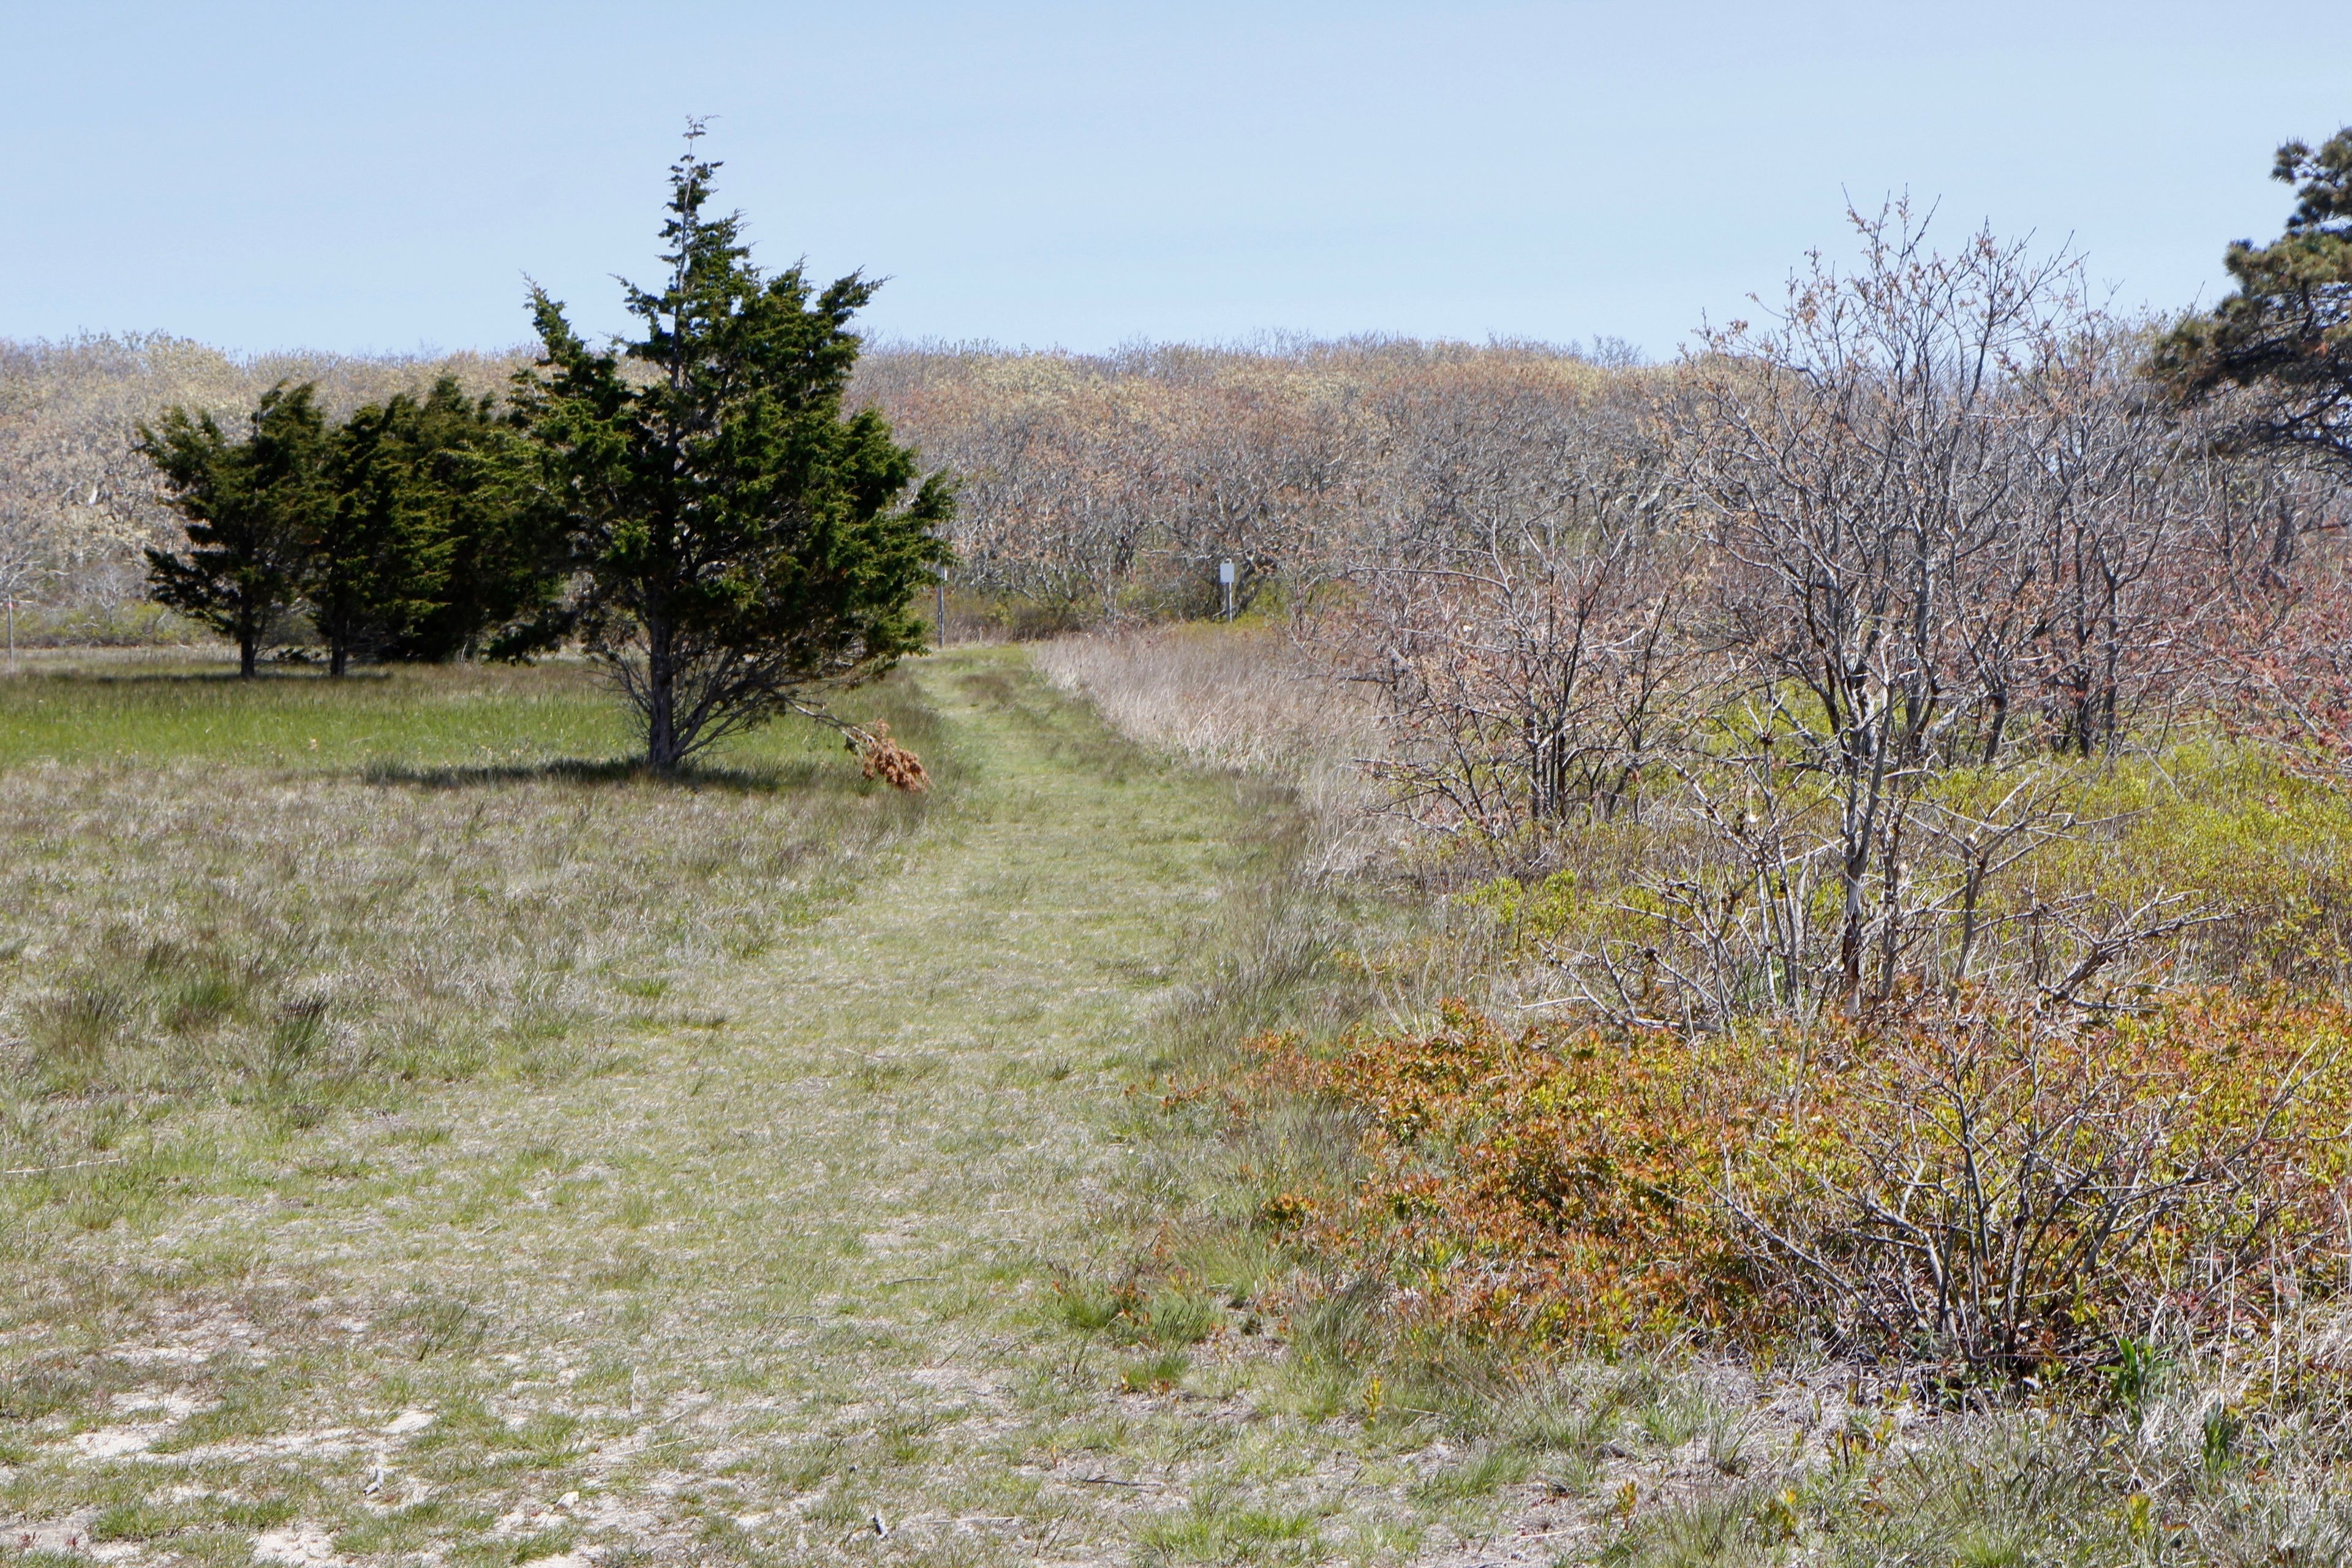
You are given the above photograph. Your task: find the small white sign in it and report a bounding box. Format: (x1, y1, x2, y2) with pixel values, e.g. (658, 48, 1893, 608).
(1217, 559, 1235, 585)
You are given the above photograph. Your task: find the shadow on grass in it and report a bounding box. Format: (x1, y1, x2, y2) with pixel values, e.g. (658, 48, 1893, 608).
(360, 756, 830, 794)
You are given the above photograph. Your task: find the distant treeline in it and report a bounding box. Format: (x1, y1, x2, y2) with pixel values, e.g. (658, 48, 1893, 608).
(0, 330, 1643, 642)
(0, 335, 521, 641)
(859, 334, 1642, 631)
(4, 240, 2346, 758)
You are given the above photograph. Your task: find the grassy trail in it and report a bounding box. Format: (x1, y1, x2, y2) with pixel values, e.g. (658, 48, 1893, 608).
(3, 651, 1515, 1566)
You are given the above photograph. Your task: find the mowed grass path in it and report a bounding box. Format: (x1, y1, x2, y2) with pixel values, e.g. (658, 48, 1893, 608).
(1, 652, 1513, 1567)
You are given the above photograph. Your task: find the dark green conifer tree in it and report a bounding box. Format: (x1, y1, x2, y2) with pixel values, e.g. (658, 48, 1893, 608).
(514, 129, 952, 770)
(141, 383, 331, 677)
(312, 387, 458, 676)
(320, 377, 558, 671)
(399, 390, 565, 665)
(2155, 126, 2352, 472)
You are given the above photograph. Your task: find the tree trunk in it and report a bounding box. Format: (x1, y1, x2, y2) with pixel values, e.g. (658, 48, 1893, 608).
(1981, 687, 2008, 765)
(330, 640, 349, 679)
(645, 619, 680, 771)
(238, 611, 258, 679)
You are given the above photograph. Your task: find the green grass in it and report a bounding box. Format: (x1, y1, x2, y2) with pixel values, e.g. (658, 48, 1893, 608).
(1135, 1499, 1325, 1566)
(0, 652, 895, 777)
(0, 656, 636, 769)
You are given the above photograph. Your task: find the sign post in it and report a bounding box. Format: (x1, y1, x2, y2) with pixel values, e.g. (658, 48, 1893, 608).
(1218, 559, 1235, 622)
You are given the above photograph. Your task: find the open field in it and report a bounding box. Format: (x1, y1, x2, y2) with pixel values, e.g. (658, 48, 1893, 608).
(0, 649, 1601, 1567)
(9, 645, 2352, 1567)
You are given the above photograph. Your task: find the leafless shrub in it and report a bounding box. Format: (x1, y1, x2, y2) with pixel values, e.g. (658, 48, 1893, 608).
(1722, 999, 2351, 1381)
(1311, 360, 1689, 842)
(2173, 449, 2352, 775)
(1552, 207, 2226, 1023)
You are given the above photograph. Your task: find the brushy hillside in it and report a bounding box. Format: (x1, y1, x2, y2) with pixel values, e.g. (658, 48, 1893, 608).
(0, 331, 1629, 643)
(859, 335, 1639, 635)
(1054, 622, 2352, 1566)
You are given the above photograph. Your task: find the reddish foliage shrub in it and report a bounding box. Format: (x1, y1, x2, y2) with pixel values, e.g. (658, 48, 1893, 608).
(1245, 995, 2352, 1377)
(1243, 1004, 1774, 1345)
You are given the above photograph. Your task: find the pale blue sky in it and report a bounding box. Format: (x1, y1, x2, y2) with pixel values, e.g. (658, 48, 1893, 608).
(2, 1, 2346, 359)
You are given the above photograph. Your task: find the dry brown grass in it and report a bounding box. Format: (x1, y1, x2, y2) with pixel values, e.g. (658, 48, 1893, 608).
(1032, 623, 1393, 879)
